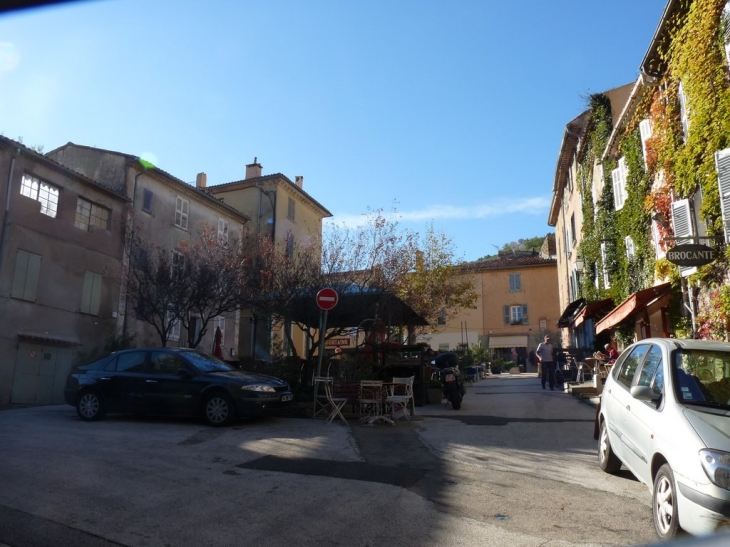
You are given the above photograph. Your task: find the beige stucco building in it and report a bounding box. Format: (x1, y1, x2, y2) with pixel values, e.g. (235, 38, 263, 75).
(208, 160, 332, 361)
(0, 137, 129, 404)
(422, 242, 560, 363)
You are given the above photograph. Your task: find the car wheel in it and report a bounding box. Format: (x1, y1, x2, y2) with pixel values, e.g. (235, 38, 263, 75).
(653, 464, 682, 540)
(203, 392, 234, 427)
(449, 391, 462, 410)
(76, 391, 105, 421)
(598, 419, 622, 473)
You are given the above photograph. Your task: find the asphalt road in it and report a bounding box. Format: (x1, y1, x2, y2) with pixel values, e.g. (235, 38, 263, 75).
(0, 374, 664, 547)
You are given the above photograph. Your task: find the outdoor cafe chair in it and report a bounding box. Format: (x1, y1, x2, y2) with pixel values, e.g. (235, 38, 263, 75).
(384, 376, 414, 421)
(313, 376, 348, 426)
(358, 380, 383, 423)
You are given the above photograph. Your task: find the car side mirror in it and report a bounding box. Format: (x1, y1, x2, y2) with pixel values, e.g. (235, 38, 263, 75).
(630, 385, 660, 402)
(177, 368, 193, 380)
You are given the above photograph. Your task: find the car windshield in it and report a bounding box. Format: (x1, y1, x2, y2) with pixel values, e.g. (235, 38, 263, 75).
(183, 351, 234, 373)
(672, 349, 730, 410)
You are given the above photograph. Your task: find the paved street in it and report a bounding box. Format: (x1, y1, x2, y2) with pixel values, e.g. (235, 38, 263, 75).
(0, 374, 659, 547)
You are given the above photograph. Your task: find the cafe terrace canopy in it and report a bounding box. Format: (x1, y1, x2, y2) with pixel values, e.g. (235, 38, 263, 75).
(595, 283, 671, 334)
(286, 286, 429, 330)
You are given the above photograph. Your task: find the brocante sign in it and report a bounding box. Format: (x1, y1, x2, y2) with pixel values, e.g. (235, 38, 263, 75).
(666, 243, 716, 267)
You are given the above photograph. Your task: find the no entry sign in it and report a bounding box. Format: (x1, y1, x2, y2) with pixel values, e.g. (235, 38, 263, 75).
(316, 288, 339, 310)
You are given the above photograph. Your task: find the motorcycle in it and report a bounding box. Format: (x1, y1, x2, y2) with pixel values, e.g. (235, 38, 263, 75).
(432, 351, 466, 410)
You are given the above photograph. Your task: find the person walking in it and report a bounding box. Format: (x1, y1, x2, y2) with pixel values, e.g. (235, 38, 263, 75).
(536, 335, 556, 391)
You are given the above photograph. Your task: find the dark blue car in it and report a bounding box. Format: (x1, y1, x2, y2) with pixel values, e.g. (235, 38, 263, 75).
(64, 348, 293, 426)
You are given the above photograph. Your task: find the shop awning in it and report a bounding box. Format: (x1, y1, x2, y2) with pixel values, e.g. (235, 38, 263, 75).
(595, 283, 672, 334)
(572, 298, 613, 328)
(557, 298, 585, 328)
(489, 335, 529, 349)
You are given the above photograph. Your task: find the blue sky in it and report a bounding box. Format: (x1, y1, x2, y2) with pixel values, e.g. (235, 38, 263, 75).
(0, 0, 667, 262)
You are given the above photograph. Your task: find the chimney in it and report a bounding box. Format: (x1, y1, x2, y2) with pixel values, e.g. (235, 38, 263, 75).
(245, 157, 262, 179)
(295, 176, 304, 188)
(195, 172, 207, 189)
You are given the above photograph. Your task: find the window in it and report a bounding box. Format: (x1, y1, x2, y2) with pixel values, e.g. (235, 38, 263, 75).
(639, 119, 653, 171)
(636, 345, 663, 398)
(509, 273, 521, 291)
(149, 352, 187, 375)
(105, 351, 147, 372)
(175, 196, 189, 230)
(75, 197, 110, 231)
(167, 310, 181, 341)
(611, 157, 628, 211)
(617, 344, 649, 388)
(570, 214, 576, 246)
(12, 250, 41, 301)
(678, 81, 690, 138)
(213, 316, 226, 342)
(171, 250, 184, 278)
(286, 232, 295, 259)
(504, 304, 528, 325)
(437, 311, 446, 326)
(80, 271, 102, 315)
(288, 197, 295, 220)
(671, 198, 697, 277)
(218, 218, 228, 243)
(625, 236, 635, 259)
(715, 148, 730, 244)
(438, 343, 450, 352)
(142, 188, 153, 213)
(600, 242, 610, 289)
(20, 173, 59, 218)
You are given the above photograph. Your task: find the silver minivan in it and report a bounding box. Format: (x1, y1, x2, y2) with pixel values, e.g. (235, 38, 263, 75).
(597, 338, 730, 540)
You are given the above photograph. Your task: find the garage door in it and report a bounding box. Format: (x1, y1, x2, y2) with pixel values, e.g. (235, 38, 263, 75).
(11, 342, 75, 404)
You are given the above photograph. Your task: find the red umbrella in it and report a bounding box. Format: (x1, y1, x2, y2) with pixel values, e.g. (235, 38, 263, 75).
(213, 327, 224, 359)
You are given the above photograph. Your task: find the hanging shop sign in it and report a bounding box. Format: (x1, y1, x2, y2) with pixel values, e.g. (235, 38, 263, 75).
(666, 243, 716, 267)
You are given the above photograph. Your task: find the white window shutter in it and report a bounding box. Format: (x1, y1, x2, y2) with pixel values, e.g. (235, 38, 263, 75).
(625, 236, 635, 258)
(601, 242, 610, 289)
(671, 198, 696, 277)
(611, 158, 628, 211)
(715, 148, 730, 244)
(678, 81, 690, 138)
(639, 119, 653, 171)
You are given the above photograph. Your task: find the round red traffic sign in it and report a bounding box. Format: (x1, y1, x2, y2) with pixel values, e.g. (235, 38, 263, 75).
(316, 288, 339, 311)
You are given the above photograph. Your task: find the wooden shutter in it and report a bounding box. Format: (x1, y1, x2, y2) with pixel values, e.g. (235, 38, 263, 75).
(625, 236, 635, 258)
(522, 304, 529, 325)
(601, 243, 610, 289)
(678, 81, 689, 138)
(611, 158, 628, 210)
(503, 306, 510, 325)
(12, 250, 40, 301)
(81, 271, 102, 315)
(671, 199, 696, 277)
(715, 148, 730, 244)
(142, 189, 153, 212)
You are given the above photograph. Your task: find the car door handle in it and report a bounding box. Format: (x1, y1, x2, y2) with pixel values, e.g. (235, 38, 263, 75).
(99, 377, 112, 381)
(146, 380, 158, 384)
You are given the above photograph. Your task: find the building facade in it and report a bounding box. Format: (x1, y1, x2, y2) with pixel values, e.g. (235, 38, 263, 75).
(0, 137, 129, 404)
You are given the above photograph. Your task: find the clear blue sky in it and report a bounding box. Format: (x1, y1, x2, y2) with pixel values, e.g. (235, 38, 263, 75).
(0, 0, 667, 262)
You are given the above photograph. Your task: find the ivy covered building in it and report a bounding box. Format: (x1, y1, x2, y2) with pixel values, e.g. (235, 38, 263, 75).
(550, 0, 730, 350)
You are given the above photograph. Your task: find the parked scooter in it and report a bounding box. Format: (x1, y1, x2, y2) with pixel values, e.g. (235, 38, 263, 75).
(432, 351, 466, 410)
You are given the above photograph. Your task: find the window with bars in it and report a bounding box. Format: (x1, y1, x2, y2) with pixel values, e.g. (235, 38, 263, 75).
(75, 197, 110, 231)
(175, 196, 189, 230)
(20, 173, 59, 218)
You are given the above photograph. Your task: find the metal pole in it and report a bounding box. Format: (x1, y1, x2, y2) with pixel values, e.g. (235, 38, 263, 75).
(316, 309, 328, 378)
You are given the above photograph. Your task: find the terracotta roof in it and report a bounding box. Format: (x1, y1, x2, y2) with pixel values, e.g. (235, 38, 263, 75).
(460, 253, 557, 272)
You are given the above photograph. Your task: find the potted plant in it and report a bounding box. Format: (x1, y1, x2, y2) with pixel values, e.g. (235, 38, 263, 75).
(426, 379, 444, 404)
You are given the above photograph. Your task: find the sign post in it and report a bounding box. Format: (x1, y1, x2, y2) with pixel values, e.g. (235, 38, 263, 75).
(315, 288, 339, 378)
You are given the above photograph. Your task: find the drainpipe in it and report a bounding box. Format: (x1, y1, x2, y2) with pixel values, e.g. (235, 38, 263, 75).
(121, 165, 147, 341)
(0, 146, 21, 275)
